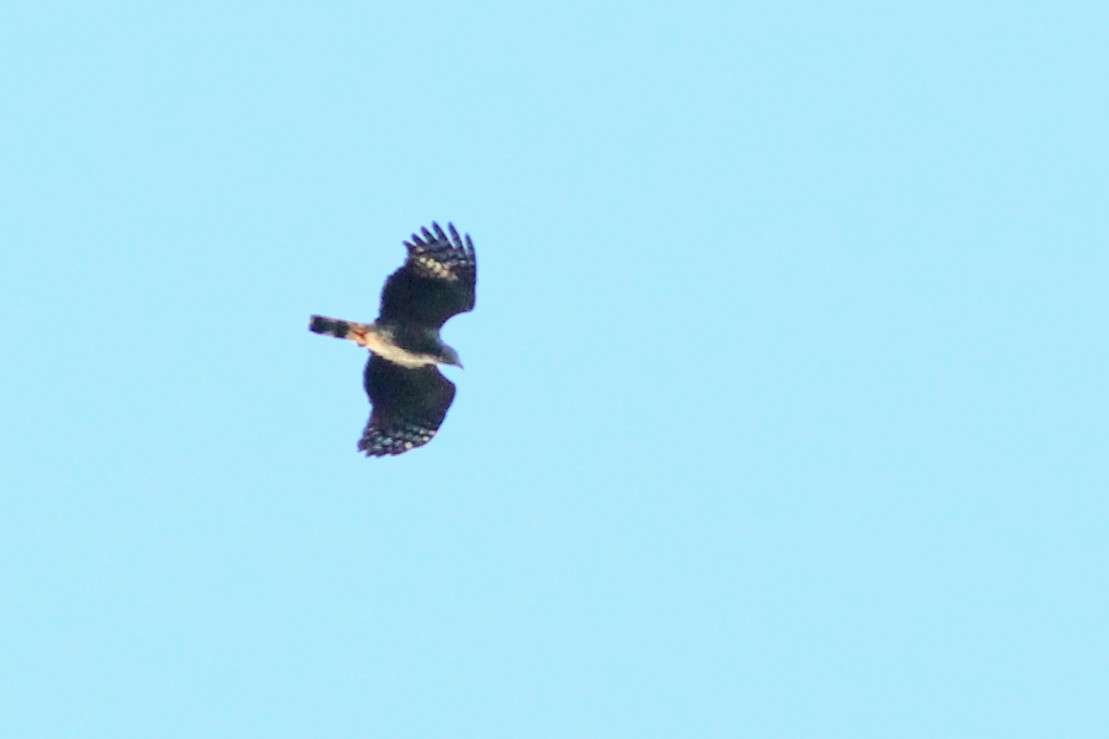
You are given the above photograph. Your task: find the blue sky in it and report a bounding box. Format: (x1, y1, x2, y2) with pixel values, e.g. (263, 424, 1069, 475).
(2, 2, 1107, 736)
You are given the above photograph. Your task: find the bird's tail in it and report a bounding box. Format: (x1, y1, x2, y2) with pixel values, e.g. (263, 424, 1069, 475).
(309, 315, 365, 340)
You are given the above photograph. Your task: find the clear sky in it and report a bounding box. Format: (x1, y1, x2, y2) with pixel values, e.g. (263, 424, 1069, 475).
(2, 2, 1107, 737)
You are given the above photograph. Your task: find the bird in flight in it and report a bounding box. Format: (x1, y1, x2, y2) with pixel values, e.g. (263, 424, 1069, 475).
(309, 222, 476, 456)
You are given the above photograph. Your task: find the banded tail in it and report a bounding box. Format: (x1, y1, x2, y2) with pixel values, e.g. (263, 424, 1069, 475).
(309, 315, 355, 339)
(309, 315, 375, 339)
(309, 315, 384, 354)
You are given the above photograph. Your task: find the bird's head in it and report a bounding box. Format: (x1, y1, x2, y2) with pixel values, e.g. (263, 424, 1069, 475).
(438, 345, 463, 369)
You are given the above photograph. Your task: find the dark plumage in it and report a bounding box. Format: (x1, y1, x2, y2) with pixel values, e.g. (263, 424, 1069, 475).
(359, 359, 456, 456)
(380, 222, 476, 328)
(309, 222, 477, 456)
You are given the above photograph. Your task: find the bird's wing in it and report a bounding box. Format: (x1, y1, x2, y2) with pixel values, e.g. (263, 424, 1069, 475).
(377, 222, 476, 329)
(359, 357, 457, 456)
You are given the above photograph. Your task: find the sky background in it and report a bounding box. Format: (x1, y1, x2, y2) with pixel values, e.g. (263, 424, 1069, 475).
(2, 2, 1107, 737)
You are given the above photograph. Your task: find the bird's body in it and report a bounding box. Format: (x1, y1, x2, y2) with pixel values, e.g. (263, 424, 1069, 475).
(308, 317, 444, 368)
(309, 223, 476, 456)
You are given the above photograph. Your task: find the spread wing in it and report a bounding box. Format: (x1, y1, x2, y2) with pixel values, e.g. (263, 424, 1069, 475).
(377, 222, 476, 329)
(358, 356, 457, 456)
